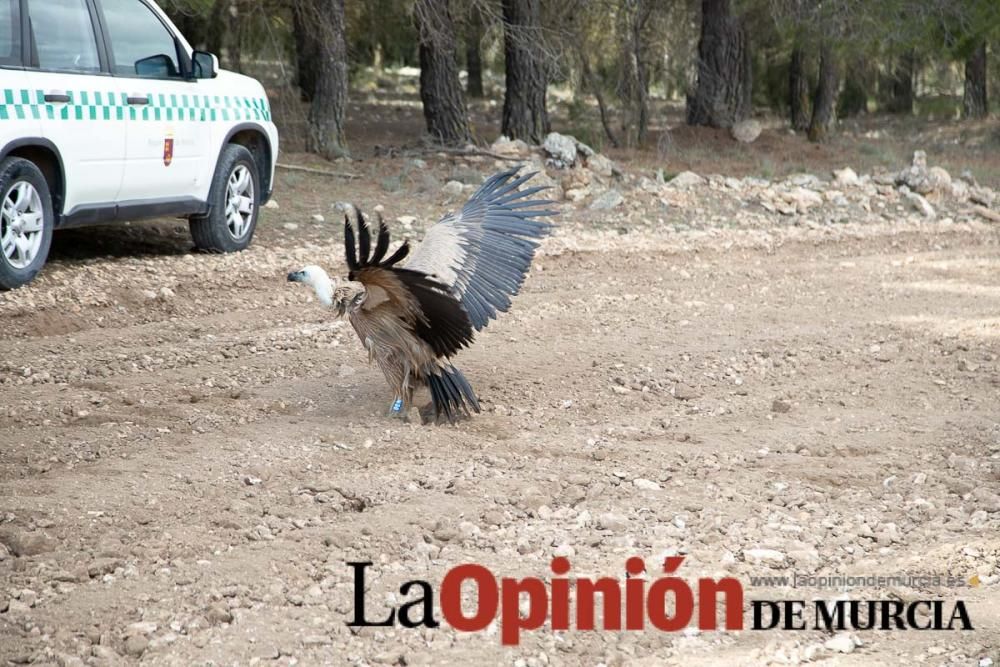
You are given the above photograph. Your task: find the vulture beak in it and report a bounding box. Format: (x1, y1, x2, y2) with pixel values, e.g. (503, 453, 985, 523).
(287, 270, 304, 283)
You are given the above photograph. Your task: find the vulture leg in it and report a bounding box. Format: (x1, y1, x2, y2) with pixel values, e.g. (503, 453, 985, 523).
(374, 352, 413, 421)
(387, 401, 411, 423)
(380, 358, 423, 422)
(386, 385, 415, 421)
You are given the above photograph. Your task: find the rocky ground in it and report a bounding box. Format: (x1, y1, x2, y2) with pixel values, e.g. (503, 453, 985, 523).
(1, 137, 999, 666)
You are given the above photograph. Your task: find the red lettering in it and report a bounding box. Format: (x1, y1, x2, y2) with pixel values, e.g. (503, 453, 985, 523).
(698, 577, 744, 630)
(440, 564, 498, 632)
(440, 556, 744, 643)
(576, 578, 621, 630)
(550, 557, 571, 630)
(647, 556, 694, 631)
(500, 577, 548, 645)
(625, 557, 646, 630)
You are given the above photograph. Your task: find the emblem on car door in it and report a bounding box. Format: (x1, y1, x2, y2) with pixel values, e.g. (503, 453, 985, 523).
(163, 131, 174, 166)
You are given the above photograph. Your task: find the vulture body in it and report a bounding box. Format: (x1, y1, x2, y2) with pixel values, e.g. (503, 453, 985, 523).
(288, 167, 556, 422)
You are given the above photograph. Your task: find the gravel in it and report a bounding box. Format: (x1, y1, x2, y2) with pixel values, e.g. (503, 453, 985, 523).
(0, 150, 996, 664)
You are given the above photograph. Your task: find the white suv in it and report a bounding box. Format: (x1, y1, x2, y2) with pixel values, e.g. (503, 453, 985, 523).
(0, 0, 278, 289)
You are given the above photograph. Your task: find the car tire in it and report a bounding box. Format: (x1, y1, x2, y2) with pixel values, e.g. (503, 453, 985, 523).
(190, 144, 260, 253)
(0, 157, 54, 291)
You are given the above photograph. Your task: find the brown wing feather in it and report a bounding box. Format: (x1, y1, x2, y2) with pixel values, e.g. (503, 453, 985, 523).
(353, 266, 474, 359)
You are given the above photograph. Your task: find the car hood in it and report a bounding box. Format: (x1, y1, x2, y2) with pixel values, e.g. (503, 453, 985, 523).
(213, 69, 268, 99)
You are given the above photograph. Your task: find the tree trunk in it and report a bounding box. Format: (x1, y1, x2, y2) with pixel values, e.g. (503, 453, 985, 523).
(963, 41, 988, 119)
(838, 59, 868, 117)
(464, 8, 484, 98)
(205, 0, 226, 57)
(888, 50, 914, 114)
(808, 42, 838, 143)
(292, 2, 320, 103)
(789, 45, 811, 131)
(163, 7, 205, 49)
(226, 0, 248, 73)
(414, 0, 471, 146)
(501, 0, 549, 143)
(621, 0, 651, 146)
(580, 55, 620, 148)
(306, 0, 349, 159)
(686, 0, 751, 128)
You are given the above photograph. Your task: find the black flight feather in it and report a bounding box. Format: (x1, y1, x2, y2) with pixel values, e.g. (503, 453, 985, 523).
(371, 219, 390, 264)
(381, 240, 410, 267)
(345, 211, 411, 278)
(450, 367, 481, 412)
(357, 210, 371, 264)
(344, 216, 359, 272)
(427, 374, 452, 422)
(393, 269, 474, 358)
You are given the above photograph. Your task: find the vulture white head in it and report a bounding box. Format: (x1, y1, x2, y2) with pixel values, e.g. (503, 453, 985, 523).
(287, 265, 336, 306)
(288, 265, 368, 317)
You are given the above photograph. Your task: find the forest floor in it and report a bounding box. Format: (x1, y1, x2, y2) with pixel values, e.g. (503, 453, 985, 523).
(274, 88, 1000, 184)
(1, 105, 999, 666)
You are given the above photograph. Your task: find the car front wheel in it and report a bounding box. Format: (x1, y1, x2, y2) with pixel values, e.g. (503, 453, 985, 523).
(0, 157, 54, 291)
(190, 144, 260, 253)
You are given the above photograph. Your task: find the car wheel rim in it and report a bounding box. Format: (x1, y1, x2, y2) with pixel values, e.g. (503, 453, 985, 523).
(225, 165, 255, 240)
(1, 181, 44, 269)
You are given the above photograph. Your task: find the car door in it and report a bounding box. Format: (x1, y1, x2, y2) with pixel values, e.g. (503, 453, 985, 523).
(24, 0, 128, 214)
(96, 0, 208, 206)
(0, 0, 40, 143)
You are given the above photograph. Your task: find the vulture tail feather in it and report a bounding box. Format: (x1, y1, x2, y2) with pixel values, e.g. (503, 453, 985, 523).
(450, 366, 481, 412)
(427, 373, 453, 422)
(427, 365, 479, 422)
(441, 371, 463, 410)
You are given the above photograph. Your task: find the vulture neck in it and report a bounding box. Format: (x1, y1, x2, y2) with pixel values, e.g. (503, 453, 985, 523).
(309, 269, 335, 306)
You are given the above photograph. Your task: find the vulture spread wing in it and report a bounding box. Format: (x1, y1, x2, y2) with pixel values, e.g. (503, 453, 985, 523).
(405, 166, 557, 331)
(345, 213, 474, 359)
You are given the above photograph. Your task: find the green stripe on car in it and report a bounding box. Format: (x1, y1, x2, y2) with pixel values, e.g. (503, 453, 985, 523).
(0, 88, 271, 123)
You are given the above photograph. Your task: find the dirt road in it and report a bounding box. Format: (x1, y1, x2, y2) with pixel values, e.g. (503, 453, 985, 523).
(1, 166, 999, 665)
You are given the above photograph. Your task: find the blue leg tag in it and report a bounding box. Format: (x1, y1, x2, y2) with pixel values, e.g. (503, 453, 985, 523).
(391, 398, 403, 413)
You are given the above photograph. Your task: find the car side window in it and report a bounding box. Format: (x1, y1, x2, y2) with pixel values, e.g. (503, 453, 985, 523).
(0, 0, 21, 66)
(26, 0, 101, 72)
(100, 0, 181, 78)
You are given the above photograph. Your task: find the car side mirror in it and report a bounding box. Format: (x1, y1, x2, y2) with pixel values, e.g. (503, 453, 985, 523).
(192, 51, 218, 79)
(135, 53, 178, 78)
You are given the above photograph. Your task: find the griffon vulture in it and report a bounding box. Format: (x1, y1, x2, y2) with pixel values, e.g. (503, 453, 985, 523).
(287, 167, 556, 422)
